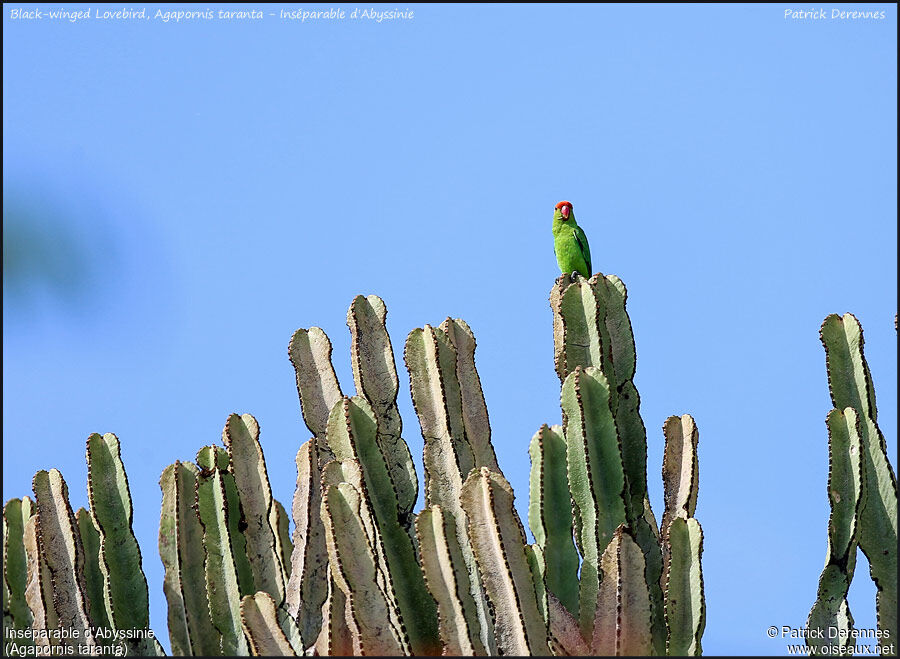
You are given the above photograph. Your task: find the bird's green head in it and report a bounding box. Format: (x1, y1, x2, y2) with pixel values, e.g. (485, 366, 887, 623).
(553, 200, 574, 224)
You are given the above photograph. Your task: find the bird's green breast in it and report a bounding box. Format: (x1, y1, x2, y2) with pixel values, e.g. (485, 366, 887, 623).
(553, 221, 591, 278)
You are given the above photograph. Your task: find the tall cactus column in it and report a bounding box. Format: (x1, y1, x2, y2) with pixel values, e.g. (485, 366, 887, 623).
(287, 295, 441, 655)
(531, 273, 705, 656)
(809, 314, 897, 654)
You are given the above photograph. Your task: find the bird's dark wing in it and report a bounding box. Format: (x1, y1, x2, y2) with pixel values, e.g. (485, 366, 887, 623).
(573, 226, 592, 275)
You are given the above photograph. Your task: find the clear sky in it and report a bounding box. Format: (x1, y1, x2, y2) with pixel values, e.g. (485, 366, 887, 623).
(3, 3, 897, 655)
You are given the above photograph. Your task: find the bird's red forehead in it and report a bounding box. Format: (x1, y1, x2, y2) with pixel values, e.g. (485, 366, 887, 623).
(555, 200, 572, 210)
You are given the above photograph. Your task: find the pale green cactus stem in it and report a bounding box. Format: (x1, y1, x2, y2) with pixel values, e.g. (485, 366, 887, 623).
(314, 572, 355, 656)
(807, 408, 863, 656)
(660, 415, 706, 656)
(524, 543, 548, 622)
(551, 274, 615, 391)
(321, 480, 408, 655)
(527, 424, 579, 618)
(324, 395, 441, 655)
(318, 457, 394, 654)
(284, 439, 330, 648)
(405, 325, 477, 501)
(3, 497, 35, 652)
(405, 322, 495, 654)
(415, 505, 485, 655)
(288, 326, 343, 455)
(23, 513, 56, 647)
(239, 591, 303, 656)
(460, 467, 551, 656)
(348, 294, 419, 522)
(272, 500, 293, 576)
(820, 313, 897, 642)
(287, 326, 341, 649)
(592, 526, 653, 656)
(663, 518, 705, 656)
(159, 460, 220, 656)
(660, 416, 700, 538)
(86, 433, 164, 656)
(195, 445, 251, 655)
(30, 469, 98, 652)
(438, 317, 501, 473)
(287, 296, 423, 650)
(222, 414, 287, 606)
(560, 365, 628, 638)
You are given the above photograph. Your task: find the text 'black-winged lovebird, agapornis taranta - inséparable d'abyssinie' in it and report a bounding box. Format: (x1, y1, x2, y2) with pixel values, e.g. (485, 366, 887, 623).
(552, 200, 592, 281)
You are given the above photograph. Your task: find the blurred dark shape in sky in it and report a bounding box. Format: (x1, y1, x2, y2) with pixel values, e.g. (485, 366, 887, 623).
(3, 181, 119, 319)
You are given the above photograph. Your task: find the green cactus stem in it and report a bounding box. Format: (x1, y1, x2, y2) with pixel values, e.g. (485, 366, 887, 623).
(222, 414, 286, 606)
(348, 294, 419, 521)
(820, 313, 897, 642)
(561, 365, 628, 637)
(159, 460, 220, 656)
(195, 445, 250, 655)
(4, 497, 35, 652)
(324, 395, 441, 655)
(663, 517, 705, 656)
(807, 408, 863, 656)
(528, 424, 579, 618)
(75, 507, 111, 633)
(86, 433, 163, 656)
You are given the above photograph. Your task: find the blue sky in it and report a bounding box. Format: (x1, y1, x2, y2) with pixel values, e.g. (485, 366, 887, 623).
(3, 3, 896, 655)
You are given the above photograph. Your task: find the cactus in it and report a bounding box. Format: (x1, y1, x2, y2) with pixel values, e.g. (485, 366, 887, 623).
(322, 395, 440, 654)
(661, 415, 706, 656)
(528, 424, 579, 618)
(8, 276, 712, 656)
(808, 314, 897, 654)
(460, 467, 551, 656)
(29, 469, 98, 652)
(221, 414, 287, 605)
(530, 274, 705, 655)
(806, 408, 863, 655)
(23, 512, 55, 648)
(405, 320, 500, 654)
(86, 432, 165, 656)
(592, 526, 652, 656)
(159, 459, 219, 656)
(4, 497, 35, 653)
(239, 591, 301, 656)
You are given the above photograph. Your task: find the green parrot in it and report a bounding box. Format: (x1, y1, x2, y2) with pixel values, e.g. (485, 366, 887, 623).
(552, 200, 592, 280)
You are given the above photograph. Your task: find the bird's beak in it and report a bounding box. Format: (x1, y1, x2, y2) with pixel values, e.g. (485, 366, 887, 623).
(560, 206, 569, 219)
